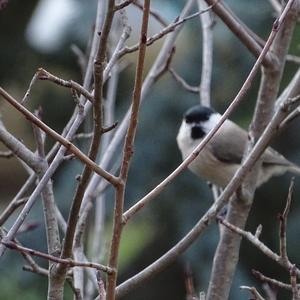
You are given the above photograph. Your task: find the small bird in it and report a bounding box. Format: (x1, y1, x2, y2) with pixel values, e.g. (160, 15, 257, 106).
(176, 105, 300, 188)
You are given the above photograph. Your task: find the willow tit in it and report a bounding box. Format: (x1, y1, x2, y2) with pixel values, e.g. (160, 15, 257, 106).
(176, 105, 300, 188)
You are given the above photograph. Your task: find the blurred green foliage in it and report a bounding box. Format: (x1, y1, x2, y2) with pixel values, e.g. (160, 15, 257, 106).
(0, 0, 300, 299)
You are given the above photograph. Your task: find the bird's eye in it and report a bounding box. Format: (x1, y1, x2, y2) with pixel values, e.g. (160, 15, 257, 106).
(191, 125, 205, 139)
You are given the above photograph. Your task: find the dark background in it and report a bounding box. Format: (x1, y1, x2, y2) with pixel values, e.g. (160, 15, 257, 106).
(0, 1, 300, 299)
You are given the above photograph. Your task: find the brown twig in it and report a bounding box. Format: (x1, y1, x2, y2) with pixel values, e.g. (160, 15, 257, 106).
(279, 178, 294, 262)
(132, 0, 168, 27)
(2, 241, 114, 274)
(185, 264, 198, 300)
(106, 1, 150, 299)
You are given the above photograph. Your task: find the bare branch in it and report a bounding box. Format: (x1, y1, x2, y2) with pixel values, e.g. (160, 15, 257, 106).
(106, 1, 150, 299)
(253, 269, 299, 291)
(0, 150, 13, 158)
(219, 217, 300, 277)
(114, 0, 135, 11)
(132, 0, 168, 27)
(198, 0, 214, 106)
(3, 241, 114, 274)
(168, 67, 200, 94)
(279, 178, 294, 262)
(240, 286, 265, 300)
(70, 44, 87, 76)
(287, 54, 300, 65)
(37, 68, 94, 103)
(21, 71, 39, 105)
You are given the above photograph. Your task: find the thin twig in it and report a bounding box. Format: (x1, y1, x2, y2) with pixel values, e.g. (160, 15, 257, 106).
(240, 286, 265, 300)
(37, 68, 94, 103)
(117, 4, 217, 59)
(132, 0, 168, 27)
(70, 44, 87, 76)
(0, 150, 14, 158)
(168, 67, 200, 94)
(252, 269, 299, 291)
(21, 72, 39, 105)
(287, 54, 300, 64)
(3, 241, 114, 274)
(198, 0, 214, 106)
(279, 178, 294, 262)
(114, 0, 135, 11)
(106, 1, 150, 299)
(219, 217, 300, 277)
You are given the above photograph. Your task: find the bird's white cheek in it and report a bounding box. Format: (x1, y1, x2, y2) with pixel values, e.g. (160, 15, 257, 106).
(176, 121, 200, 159)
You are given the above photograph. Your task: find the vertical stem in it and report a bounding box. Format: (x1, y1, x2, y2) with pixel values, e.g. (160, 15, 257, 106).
(106, 1, 151, 299)
(198, 0, 214, 106)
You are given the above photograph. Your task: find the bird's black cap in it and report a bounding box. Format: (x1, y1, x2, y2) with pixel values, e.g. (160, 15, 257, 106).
(184, 105, 215, 124)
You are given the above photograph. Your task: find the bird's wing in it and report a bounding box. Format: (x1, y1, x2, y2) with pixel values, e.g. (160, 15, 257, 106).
(209, 120, 295, 167)
(209, 120, 247, 164)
